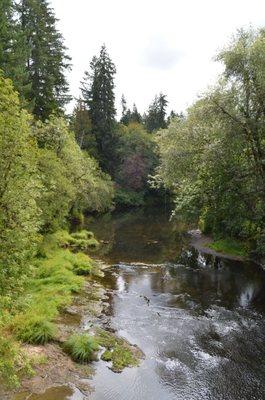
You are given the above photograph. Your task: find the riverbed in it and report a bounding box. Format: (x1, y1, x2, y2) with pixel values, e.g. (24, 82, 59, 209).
(14, 207, 265, 399)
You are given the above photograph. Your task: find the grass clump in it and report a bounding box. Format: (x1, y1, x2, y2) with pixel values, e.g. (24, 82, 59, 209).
(71, 252, 94, 275)
(12, 315, 57, 345)
(71, 230, 94, 240)
(209, 238, 248, 257)
(64, 333, 99, 362)
(52, 230, 99, 251)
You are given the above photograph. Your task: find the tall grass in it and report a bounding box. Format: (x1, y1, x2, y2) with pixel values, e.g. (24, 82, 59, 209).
(0, 229, 100, 387)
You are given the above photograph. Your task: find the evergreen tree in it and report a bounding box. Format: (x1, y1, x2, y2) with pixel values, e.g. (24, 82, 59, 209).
(18, 0, 71, 120)
(131, 103, 142, 124)
(70, 99, 97, 157)
(144, 93, 168, 132)
(81, 44, 117, 172)
(120, 96, 142, 125)
(0, 0, 30, 102)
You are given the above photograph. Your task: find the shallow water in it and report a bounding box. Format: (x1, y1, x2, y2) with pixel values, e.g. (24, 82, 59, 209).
(15, 207, 265, 400)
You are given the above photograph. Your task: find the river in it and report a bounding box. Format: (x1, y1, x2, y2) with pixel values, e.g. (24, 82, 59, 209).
(15, 206, 265, 399)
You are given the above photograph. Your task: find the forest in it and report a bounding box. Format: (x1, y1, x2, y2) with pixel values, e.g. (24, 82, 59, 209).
(0, 0, 264, 393)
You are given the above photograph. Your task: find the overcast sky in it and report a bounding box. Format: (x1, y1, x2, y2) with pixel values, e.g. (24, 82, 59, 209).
(51, 0, 265, 116)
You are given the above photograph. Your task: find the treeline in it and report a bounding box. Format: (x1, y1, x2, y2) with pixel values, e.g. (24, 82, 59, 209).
(1, 0, 174, 208)
(155, 29, 265, 258)
(0, 0, 115, 294)
(71, 44, 176, 206)
(0, 1, 116, 386)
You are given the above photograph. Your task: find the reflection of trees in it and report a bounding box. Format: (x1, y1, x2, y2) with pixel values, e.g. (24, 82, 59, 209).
(84, 206, 188, 264)
(148, 248, 264, 310)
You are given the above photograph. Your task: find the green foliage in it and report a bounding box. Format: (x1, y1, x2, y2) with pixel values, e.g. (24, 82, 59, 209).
(114, 122, 158, 203)
(144, 93, 168, 132)
(110, 345, 138, 372)
(64, 334, 99, 362)
(70, 99, 98, 157)
(52, 230, 99, 251)
(101, 349, 112, 361)
(120, 95, 142, 125)
(209, 239, 248, 258)
(12, 316, 57, 345)
(96, 329, 139, 372)
(156, 28, 265, 256)
(0, 1, 30, 104)
(0, 75, 40, 296)
(17, 0, 71, 119)
(81, 44, 117, 172)
(0, 334, 32, 388)
(114, 188, 145, 208)
(33, 116, 114, 230)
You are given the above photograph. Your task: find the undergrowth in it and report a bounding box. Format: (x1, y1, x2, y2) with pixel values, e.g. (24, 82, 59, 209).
(0, 229, 100, 388)
(209, 238, 248, 257)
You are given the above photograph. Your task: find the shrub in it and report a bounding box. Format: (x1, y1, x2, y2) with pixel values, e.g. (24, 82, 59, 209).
(64, 333, 99, 362)
(114, 188, 145, 208)
(0, 334, 29, 388)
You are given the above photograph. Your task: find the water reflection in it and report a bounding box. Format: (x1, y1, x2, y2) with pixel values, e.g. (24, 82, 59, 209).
(87, 208, 265, 400)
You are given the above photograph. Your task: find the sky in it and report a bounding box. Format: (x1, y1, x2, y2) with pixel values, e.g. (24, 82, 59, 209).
(51, 0, 265, 116)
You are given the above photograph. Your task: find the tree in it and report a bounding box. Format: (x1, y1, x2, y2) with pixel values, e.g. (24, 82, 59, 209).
(70, 99, 97, 157)
(0, 0, 30, 103)
(0, 75, 40, 295)
(17, 0, 71, 120)
(120, 96, 142, 125)
(156, 28, 265, 256)
(144, 93, 168, 132)
(116, 122, 157, 192)
(81, 44, 117, 172)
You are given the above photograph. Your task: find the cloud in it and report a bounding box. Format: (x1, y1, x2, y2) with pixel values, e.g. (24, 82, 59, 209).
(141, 36, 184, 70)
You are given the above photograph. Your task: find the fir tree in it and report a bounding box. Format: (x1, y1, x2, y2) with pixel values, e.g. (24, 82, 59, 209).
(0, 0, 30, 103)
(144, 93, 168, 132)
(70, 99, 97, 157)
(81, 44, 117, 171)
(120, 96, 142, 125)
(18, 0, 71, 120)
(131, 103, 142, 124)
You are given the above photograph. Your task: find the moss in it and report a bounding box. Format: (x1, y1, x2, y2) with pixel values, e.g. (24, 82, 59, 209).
(111, 345, 139, 372)
(96, 328, 140, 372)
(101, 349, 112, 361)
(209, 238, 248, 257)
(96, 328, 120, 349)
(63, 333, 99, 363)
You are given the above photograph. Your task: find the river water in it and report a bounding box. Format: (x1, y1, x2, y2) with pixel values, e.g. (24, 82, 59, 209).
(15, 207, 265, 400)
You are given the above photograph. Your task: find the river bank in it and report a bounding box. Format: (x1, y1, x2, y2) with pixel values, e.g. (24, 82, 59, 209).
(2, 230, 143, 400)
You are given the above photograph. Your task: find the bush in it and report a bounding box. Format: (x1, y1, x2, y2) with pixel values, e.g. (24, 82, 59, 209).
(114, 188, 145, 208)
(0, 334, 32, 388)
(64, 333, 99, 362)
